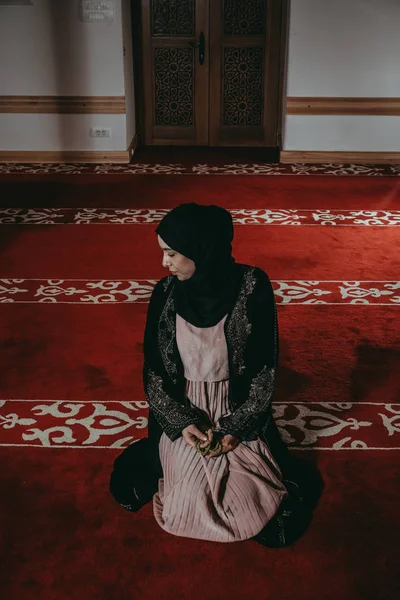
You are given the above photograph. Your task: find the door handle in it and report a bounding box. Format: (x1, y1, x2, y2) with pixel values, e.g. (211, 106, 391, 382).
(189, 32, 205, 66)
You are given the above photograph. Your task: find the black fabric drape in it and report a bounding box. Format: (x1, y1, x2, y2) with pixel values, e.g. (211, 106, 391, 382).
(156, 203, 240, 328)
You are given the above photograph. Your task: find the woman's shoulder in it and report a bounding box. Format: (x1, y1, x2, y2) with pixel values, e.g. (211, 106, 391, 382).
(235, 263, 272, 286)
(234, 265, 275, 313)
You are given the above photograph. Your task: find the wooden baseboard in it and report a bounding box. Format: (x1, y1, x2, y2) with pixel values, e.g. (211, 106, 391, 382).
(280, 151, 400, 164)
(0, 96, 126, 114)
(0, 150, 130, 164)
(286, 97, 400, 116)
(0, 134, 138, 164)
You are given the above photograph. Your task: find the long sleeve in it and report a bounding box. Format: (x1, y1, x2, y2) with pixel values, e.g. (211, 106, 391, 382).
(218, 269, 278, 441)
(143, 279, 204, 441)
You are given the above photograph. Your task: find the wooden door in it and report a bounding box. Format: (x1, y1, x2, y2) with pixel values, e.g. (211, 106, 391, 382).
(139, 1, 285, 147)
(141, 0, 209, 145)
(209, 0, 283, 146)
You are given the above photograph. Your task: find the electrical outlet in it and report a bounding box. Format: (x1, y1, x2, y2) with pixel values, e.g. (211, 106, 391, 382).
(90, 127, 111, 138)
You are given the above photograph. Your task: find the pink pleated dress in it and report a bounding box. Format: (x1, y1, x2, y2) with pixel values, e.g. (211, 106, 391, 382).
(153, 314, 287, 542)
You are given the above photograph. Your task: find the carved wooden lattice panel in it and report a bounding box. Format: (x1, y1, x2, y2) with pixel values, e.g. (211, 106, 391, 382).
(223, 47, 264, 126)
(142, 0, 280, 145)
(154, 47, 194, 126)
(223, 0, 266, 35)
(151, 0, 195, 36)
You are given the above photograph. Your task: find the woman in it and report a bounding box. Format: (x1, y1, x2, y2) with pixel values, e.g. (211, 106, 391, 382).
(110, 203, 321, 547)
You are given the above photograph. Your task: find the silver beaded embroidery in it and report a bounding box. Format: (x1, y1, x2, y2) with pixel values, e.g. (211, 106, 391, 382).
(226, 267, 256, 375)
(146, 369, 199, 439)
(158, 283, 178, 382)
(219, 364, 276, 438)
(162, 275, 173, 292)
(247, 363, 276, 413)
(220, 267, 278, 439)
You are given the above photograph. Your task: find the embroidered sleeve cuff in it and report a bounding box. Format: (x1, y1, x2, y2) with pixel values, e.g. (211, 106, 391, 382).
(217, 414, 261, 442)
(162, 413, 204, 442)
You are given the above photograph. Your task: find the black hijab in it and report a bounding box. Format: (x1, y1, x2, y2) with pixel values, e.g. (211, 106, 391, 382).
(156, 203, 239, 328)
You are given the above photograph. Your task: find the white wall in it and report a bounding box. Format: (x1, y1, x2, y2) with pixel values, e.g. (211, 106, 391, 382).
(284, 0, 400, 151)
(0, 0, 135, 152)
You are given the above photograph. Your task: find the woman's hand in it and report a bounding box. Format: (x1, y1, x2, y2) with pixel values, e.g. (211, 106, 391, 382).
(182, 424, 212, 449)
(208, 434, 239, 457)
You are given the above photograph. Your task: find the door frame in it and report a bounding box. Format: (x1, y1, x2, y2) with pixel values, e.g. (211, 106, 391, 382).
(276, 0, 289, 151)
(131, 0, 289, 151)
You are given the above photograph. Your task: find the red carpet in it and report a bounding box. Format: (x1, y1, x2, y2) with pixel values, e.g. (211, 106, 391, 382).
(0, 172, 399, 599)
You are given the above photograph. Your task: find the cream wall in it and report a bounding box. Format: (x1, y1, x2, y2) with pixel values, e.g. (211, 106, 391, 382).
(0, 0, 135, 152)
(283, 0, 400, 152)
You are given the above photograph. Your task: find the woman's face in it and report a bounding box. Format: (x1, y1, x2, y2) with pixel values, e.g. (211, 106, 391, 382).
(157, 235, 196, 281)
